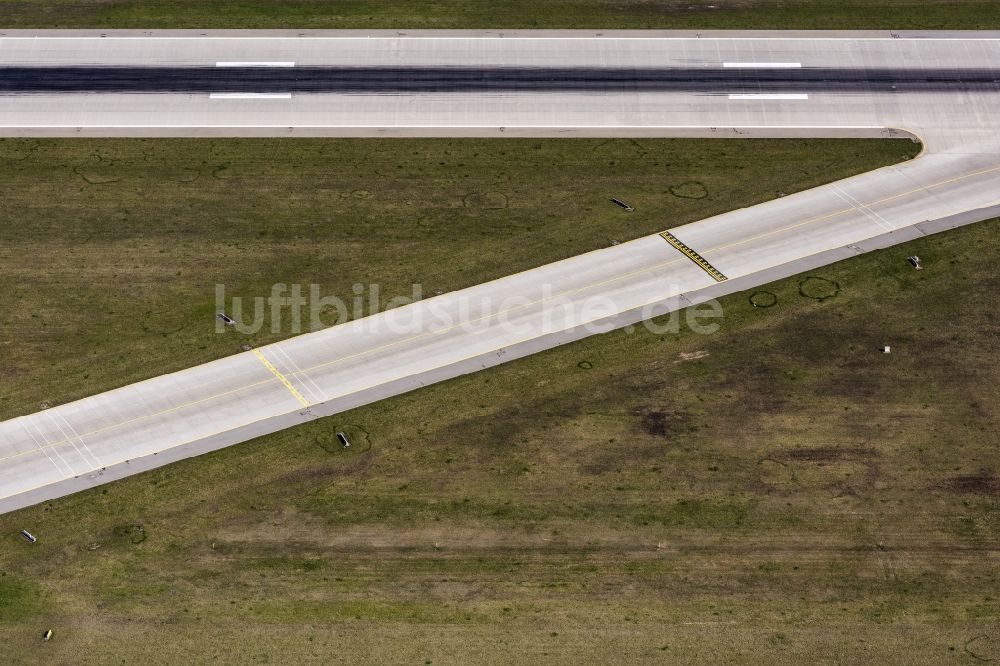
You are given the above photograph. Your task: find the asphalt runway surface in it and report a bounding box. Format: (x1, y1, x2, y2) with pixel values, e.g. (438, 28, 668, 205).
(2, 65, 999, 94)
(1, 30, 999, 513)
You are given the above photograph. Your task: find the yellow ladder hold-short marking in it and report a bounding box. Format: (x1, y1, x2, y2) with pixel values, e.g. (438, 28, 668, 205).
(252, 349, 310, 407)
(659, 231, 728, 282)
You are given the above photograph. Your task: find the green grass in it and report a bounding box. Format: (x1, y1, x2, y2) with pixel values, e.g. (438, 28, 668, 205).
(0, 575, 42, 623)
(0, 137, 918, 420)
(0, 0, 997, 29)
(1, 137, 999, 663)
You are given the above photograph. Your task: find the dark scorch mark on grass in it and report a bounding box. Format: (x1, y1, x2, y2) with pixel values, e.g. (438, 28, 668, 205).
(941, 470, 1000, 495)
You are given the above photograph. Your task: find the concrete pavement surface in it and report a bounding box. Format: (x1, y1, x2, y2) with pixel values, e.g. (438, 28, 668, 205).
(1, 31, 999, 513)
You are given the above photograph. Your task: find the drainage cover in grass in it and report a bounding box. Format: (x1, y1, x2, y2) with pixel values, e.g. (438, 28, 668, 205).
(317, 425, 371, 453)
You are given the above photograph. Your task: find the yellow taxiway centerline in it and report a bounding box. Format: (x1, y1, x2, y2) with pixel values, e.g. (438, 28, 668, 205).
(3, 161, 998, 470)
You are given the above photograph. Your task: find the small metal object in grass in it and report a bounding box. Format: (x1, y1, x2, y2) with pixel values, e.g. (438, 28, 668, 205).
(217, 312, 235, 326)
(336, 431, 351, 448)
(610, 198, 635, 212)
(19, 529, 37, 543)
(907, 255, 923, 270)
(881, 346, 891, 354)
(42, 629, 53, 641)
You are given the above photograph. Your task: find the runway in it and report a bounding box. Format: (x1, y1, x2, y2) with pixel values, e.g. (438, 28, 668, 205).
(2, 65, 999, 94)
(1, 30, 999, 513)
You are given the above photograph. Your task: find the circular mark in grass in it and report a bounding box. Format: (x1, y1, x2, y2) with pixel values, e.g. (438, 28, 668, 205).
(749, 291, 778, 308)
(965, 634, 1000, 661)
(73, 166, 121, 185)
(464, 192, 509, 209)
(352, 189, 374, 199)
(577, 361, 594, 370)
(798, 276, 841, 301)
(668, 181, 708, 199)
(0, 139, 39, 161)
(757, 458, 795, 488)
(171, 168, 200, 183)
(142, 309, 189, 336)
(316, 424, 371, 454)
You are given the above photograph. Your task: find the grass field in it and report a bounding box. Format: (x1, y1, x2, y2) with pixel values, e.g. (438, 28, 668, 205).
(0, 0, 997, 30)
(1, 137, 999, 664)
(0, 137, 918, 421)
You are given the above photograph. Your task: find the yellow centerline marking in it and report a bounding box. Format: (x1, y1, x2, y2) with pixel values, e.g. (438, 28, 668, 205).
(3, 160, 999, 473)
(295, 257, 689, 378)
(659, 231, 728, 282)
(704, 163, 1000, 255)
(252, 350, 310, 407)
(0, 251, 689, 468)
(0, 376, 281, 469)
(290, 165, 1000, 380)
